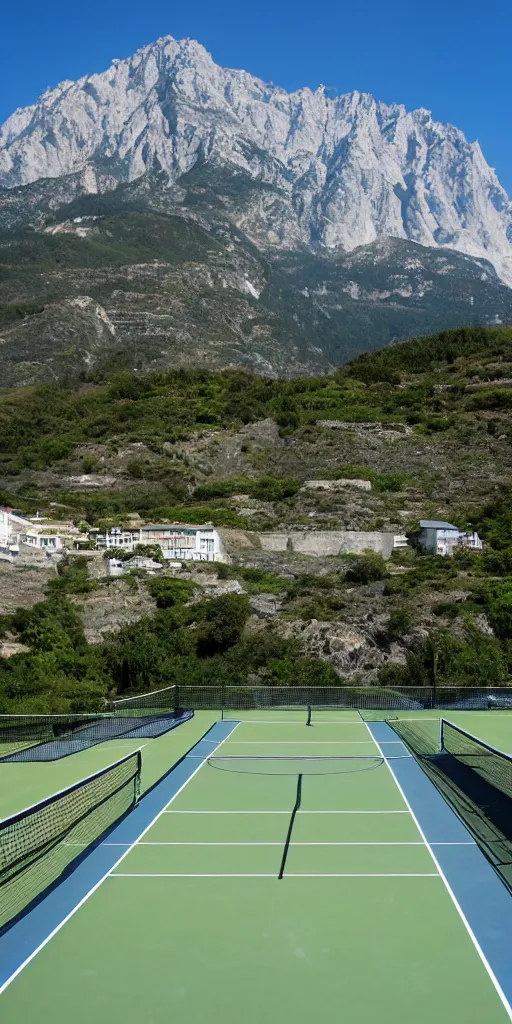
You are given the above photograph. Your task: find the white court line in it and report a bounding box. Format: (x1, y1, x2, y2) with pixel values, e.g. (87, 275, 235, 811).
(286, 873, 440, 878)
(111, 872, 441, 878)
(389, 716, 512, 724)
(297, 809, 409, 814)
(222, 719, 362, 724)
(221, 740, 377, 745)
(105, 841, 431, 847)
(363, 721, 512, 1021)
(113, 873, 277, 877)
(0, 722, 240, 997)
(163, 809, 410, 814)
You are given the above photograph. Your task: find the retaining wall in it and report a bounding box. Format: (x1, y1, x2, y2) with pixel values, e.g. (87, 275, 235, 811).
(259, 531, 396, 559)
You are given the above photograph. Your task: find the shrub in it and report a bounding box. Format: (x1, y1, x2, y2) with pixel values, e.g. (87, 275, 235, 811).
(345, 552, 388, 585)
(377, 663, 409, 687)
(126, 458, 146, 479)
(146, 578, 194, 608)
(238, 567, 289, 594)
(47, 557, 94, 595)
(387, 606, 413, 639)
(432, 601, 463, 619)
(82, 455, 100, 473)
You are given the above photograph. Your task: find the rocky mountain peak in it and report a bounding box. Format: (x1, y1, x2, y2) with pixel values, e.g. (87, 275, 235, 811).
(0, 34, 511, 286)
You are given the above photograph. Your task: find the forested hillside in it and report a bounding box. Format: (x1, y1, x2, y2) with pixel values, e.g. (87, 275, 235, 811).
(2, 324, 512, 712)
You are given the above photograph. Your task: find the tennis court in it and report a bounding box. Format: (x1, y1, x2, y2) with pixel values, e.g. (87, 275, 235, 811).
(0, 711, 217, 819)
(1, 707, 512, 1023)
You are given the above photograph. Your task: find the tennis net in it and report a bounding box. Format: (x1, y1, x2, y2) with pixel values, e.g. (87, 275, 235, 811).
(181, 684, 512, 714)
(389, 717, 512, 893)
(440, 719, 512, 799)
(0, 706, 192, 762)
(0, 749, 141, 933)
(106, 684, 178, 714)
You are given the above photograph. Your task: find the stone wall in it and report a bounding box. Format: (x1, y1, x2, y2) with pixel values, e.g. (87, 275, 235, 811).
(316, 420, 412, 436)
(0, 543, 64, 567)
(258, 531, 396, 559)
(301, 479, 372, 492)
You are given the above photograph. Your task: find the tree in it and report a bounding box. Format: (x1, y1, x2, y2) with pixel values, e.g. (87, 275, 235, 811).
(195, 594, 252, 656)
(146, 578, 194, 608)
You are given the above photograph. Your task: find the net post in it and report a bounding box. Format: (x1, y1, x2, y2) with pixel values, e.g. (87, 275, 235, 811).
(174, 685, 180, 715)
(306, 704, 312, 726)
(221, 684, 225, 721)
(135, 749, 142, 802)
(439, 717, 444, 753)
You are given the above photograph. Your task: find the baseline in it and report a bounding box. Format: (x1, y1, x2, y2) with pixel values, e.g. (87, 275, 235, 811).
(111, 871, 441, 878)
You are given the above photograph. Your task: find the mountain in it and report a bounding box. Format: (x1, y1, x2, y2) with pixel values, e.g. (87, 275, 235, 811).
(1, 35, 511, 284)
(0, 36, 511, 385)
(1, 182, 512, 385)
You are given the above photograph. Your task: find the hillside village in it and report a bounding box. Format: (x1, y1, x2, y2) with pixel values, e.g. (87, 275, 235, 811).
(0, 504, 483, 571)
(0, 325, 511, 706)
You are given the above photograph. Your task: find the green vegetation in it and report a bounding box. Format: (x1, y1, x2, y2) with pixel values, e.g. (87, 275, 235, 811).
(216, 564, 289, 594)
(2, 596, 105, 713)
(1, 324, 512, 529)
(345, 552, 388, 585)
(387, 606, 414, 639)
(2, 324, 512, 709)
(327, 466, 411, 492)
(194, 476, 300, 502)
(145, 578, 195, 608)
(379, 625, 506, 691)
(0, 571, 341, 712)
(346, 325, 512, 382)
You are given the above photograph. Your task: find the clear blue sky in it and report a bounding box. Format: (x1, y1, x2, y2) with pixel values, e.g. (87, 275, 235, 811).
(1, 0, 510, 195)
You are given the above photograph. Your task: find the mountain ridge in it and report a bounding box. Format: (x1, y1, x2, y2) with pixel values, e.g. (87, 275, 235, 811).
(1, 34, 511, 285)
(2, 183, 512, 386)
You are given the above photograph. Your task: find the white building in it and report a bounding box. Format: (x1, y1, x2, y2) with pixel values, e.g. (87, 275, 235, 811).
(0, 509, 25, 556)
(0, 508, 81, 560)
(97, 527, 141, 552)
(418, 520, 483, 557)
(96, 523, 227, 562)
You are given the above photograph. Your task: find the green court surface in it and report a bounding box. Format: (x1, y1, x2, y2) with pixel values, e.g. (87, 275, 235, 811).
(0, 711, 217, 819)
(1, 711, 510, 1024)
(226, 706, 512, 747)
(371, 709, 512, 757)
(422, 711, 512, 754)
